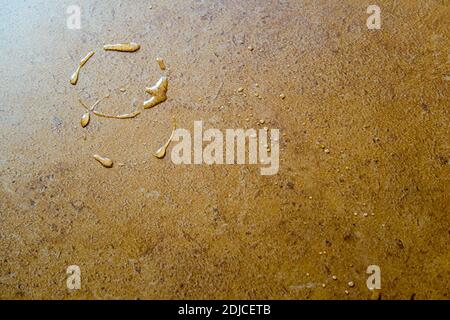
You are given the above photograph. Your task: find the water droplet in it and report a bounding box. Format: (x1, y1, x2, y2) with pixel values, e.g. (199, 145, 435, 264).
(70, 51, 95, 85)
(93, 110, 141, 119)
(154, 146, 167, 159)
(156, 57, 166, 70)
(143, 76, 168, 109)
(103, 42, 140, 52)
(70, 66, 81, 85)
(154, 119, 176, 159)
(93, 154, 113, 168)
(81, 112, 90, 127)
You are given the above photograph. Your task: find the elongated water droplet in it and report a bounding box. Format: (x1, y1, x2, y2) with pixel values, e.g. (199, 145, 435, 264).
(79, 51, 95, 67)
(70, 51, 95, 85)
(93, 110, 141, 119)
(156, 57, 166, 70)
(103, 42, 140, 52)
(93, 154, 113, 168)
(143, 76, 168, 109)
(93, 98, 141, 119)
(154, 119, 176, 159)
(81, 112, 90, 127)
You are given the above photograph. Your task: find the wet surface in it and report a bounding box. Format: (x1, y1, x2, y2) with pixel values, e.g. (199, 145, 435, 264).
(0, 0, 449, 299)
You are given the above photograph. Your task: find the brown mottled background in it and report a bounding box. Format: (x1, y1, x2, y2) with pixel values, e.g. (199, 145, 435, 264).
(0, 0, 448, 299)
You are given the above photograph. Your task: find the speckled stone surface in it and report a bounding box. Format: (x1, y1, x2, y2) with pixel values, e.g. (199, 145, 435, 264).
(0, 0, 448, 299)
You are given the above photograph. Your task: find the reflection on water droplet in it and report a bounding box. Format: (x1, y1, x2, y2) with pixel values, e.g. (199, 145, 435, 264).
(143, 76, 168, 109)
(93, 154, 113, 168)
(103, 42, 140, 52)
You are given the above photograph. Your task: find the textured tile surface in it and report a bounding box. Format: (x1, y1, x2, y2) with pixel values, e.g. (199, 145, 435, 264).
(0, 0, 448, 299)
